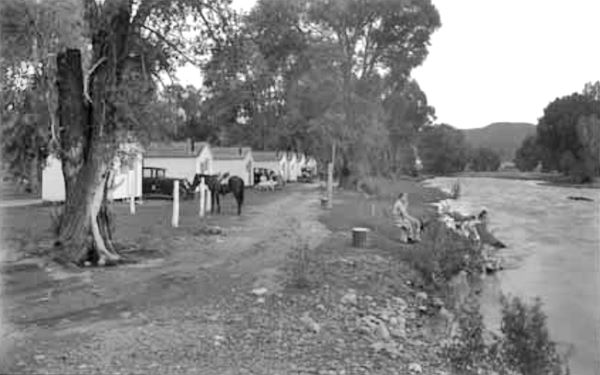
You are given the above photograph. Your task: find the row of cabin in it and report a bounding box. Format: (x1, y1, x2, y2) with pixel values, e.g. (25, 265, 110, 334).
(41, 140, 318, 202)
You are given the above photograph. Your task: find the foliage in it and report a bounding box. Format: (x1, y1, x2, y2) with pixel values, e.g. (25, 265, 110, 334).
(463, 122, 536, 163)
(469, 147, 501, 172)
(444, 292, 488, 374)
(203, 0, 441, 181)
(402, 221, 483, 289)
(514, 135, 542, 172)
(535, 83, 600, 182)
(444, 294, 568, 375)
(418, 124, 470, 175)
(500, 296, 566, 375)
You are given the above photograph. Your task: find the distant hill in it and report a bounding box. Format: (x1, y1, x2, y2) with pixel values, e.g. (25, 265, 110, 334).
(463, 122, 536, 162)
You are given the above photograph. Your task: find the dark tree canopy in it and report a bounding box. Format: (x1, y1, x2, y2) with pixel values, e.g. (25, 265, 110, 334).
(469, 147, 501, 172)
(418, 124, 469, 175)
(535, 84, 600, 181)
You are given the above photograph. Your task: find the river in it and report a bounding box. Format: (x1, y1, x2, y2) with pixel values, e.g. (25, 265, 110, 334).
(424, 177, 600, 375)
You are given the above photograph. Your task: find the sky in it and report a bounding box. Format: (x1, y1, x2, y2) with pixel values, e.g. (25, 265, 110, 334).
(176, 0, 600, 129)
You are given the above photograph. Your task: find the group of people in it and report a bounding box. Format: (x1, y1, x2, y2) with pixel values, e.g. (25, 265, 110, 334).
(390, 192, 495, 247)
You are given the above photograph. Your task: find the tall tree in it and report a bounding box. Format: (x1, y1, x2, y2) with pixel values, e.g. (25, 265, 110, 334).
(536, 85, 600, 181)
(418, 124, 469, 175)
(3, 0, 235, 265)
(514, 135, 542, 172)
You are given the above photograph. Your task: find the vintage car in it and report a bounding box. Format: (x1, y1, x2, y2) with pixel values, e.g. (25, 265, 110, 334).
(297, 167, 314, 183)
(142, 167, 191, 200)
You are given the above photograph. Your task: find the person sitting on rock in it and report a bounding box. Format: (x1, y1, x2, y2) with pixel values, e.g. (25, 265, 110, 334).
(391, 193, 422, 243)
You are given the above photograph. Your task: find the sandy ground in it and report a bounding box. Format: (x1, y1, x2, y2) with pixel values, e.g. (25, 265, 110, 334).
(0, 184, 330, 374)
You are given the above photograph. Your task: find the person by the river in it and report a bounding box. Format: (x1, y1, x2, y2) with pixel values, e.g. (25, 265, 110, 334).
(391, 193, 422, 243)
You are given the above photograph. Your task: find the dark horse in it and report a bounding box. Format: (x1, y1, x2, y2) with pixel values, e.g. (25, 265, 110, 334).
(191, 173, 245, 215)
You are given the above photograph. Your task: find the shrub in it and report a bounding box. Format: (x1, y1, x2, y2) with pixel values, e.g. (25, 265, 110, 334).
(443, 294, 568, 375)
(444, 292, 488, 374)
(500, 296, 566, 375)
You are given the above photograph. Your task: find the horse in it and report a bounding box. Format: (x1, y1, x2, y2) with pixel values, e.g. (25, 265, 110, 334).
(191, 173, 245, 215)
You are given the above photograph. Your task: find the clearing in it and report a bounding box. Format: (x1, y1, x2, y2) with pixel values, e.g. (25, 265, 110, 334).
(1, 180, 453, 375)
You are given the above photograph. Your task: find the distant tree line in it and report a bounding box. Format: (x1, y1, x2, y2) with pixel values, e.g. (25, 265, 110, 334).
(417, 123, 501, 175)
(514, 81, 600, 183)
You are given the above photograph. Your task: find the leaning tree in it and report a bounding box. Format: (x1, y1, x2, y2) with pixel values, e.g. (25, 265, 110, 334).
(32, 0, 234, 265)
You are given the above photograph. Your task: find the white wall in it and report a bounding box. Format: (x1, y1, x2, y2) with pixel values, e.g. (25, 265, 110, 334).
(42, 154, 143, 202)
(213, 156, 253, 186)
(143, 157, 197, 182)
(41, 155, 65, 201)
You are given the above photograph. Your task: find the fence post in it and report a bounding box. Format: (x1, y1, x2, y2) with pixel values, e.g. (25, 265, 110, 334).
(199, 177, 206, 217)
(172, 180, 179, 227)
(129, 168, 135, 215)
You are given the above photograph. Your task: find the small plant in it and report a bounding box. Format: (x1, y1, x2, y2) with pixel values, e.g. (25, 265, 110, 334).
(289, 242, 312, 289)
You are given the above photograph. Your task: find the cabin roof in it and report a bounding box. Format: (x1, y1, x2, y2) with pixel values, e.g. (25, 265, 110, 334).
(212, 147, 251, 160)
(253, 151, 282, 162)
(144, 141, 208, 158)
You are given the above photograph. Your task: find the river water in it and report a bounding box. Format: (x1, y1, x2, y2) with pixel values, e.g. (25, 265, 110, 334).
(424, 177, 600, 375)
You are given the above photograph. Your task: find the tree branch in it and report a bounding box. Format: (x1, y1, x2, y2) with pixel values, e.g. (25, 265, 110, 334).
(141, 24, 199, 66)
(84, 57, 107, 103)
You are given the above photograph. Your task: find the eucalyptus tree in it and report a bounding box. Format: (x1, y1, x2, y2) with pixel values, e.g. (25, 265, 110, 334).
(2, 0, 235, 265)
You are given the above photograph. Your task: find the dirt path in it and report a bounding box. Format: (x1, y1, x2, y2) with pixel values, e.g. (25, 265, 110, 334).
(1, 185, 330, 374)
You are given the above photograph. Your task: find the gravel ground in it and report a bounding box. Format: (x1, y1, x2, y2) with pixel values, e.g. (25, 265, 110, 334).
(1, 183, 453, 375)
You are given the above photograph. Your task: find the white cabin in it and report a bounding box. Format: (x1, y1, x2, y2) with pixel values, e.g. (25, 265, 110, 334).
(143, 140, 213, 182)
(212, 147, 254, 186)
(41, 144, 143, 202)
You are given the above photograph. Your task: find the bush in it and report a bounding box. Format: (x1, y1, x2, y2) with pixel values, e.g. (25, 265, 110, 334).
(500, 296, 566, 375)
(443, 294, 569, 375)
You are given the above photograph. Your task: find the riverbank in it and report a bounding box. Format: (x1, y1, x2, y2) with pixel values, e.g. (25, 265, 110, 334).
(449, 171, 600, 189)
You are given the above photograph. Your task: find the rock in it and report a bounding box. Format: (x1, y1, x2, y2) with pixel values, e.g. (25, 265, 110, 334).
(432, 297, 444, 308)
(316, 304, 326, 312)
(83, 261, 92, 267)
(256, 297, 266, 304)
(300, 312, 320, 333)
(391, 297, 408, 311)
(418, 305, 428, 313)
(34, 354, 45, 361)
(389, 316, 406, 339)
(375, 321, 391, 341)
(119, 311, 132, 319)
(341, 290, 358, 305)
(408, 363, 423, 373)
(415, 292, 428, 303)
(251, 287, 268, 296)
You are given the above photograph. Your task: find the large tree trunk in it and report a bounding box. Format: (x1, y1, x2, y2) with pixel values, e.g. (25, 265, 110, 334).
(53, 1, 130, 265)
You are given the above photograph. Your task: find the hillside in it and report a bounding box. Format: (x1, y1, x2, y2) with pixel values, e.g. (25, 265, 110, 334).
(463, 122, 536, 161)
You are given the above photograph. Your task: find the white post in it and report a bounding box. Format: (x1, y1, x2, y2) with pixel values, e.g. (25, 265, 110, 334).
(172, 180, 179, 227)
(327, 142, 336, 209)
(198, 177, 206, 217)
(128, 168, 135, 215)
(205, 184, 212, 213)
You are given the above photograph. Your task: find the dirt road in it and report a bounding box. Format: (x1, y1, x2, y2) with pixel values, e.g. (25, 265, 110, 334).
(1, 184, 330, 374)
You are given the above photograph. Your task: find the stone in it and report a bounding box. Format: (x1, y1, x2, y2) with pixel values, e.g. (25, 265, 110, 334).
(316, 304, 326, 312)
(408, 363, 423, 373)
(340, 290, 358, 306)
(300, 312, 320, 333)
(375, 322, 391, 341)
(251, 287, 268, 296)
(34, 354, 45, 361)
(256, 297, 266, 304)
(432, 297, 444, 308)
(415, 292, 428, 303)
(120, 311, 132, 319)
